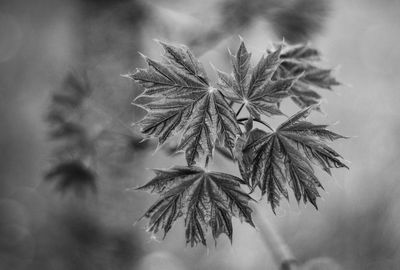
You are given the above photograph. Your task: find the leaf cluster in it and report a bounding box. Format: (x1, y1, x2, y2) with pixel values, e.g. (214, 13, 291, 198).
(127, 40, 348, 246)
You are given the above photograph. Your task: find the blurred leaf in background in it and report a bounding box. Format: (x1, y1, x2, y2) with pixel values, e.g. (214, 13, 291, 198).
(45, 71, 98, 196)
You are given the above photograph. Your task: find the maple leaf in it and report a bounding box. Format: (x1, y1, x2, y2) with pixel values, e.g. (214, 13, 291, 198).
(138, 166, 254, 246)
(274, 43, 340, 108)
(217, 41, 298, 119)
(127, 41, 240, 166)
(242, 106, 348, 212)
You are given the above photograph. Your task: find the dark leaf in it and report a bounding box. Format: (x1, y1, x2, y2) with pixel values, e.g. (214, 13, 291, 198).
(138, 166, 254, 246)
(218, 41, 298, 119)
(51, 72, 92, 109)
(243, 106, 348, 212)
(45, 72, 98, 196)
(49, 122, 86, 140)
(127, 41, 240, 166)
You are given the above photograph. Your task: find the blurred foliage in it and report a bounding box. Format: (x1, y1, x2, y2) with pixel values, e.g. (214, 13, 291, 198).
(45, 72, 98, 196)
(28, 205, 144, 270)
(269, 0, 331, 43)
(45, 161, 97, 196)
(189, 0, 331, 53)
(44, 0, 151, 195)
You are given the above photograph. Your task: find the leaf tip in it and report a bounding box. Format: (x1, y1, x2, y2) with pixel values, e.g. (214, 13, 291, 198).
(153, 38, 161, 44)
(120, 73, 132, 80)
(137, 51, 148, 61)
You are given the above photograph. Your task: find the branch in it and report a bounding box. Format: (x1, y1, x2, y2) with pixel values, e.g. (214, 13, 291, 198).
(252, 205, 299, 270)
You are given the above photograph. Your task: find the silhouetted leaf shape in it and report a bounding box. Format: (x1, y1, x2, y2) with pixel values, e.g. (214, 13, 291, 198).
(128, 41, 240, 166)
(46, 72, 99, 196)
(243, 106, 348, 212)
(138, 166, 254, 246)
(217, 41, 298, 119)
(47, 72, 91, 140)
(45, 160, 96, 196)
(275, 43, 340, 108)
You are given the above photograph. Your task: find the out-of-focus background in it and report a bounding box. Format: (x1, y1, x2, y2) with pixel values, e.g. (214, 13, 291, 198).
(1, 0, 400, 269)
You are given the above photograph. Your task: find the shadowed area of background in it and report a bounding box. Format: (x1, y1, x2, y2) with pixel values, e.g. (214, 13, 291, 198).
(0, 0, 399, 269)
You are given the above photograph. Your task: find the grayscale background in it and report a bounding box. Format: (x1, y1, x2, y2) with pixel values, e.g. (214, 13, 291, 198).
(0, 0, 399, 269)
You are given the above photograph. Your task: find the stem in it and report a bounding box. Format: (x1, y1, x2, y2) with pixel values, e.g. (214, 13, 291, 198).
(252, 205, 299, 270)
(236, 103, 245, 117)
(237, 117, 274, 132)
